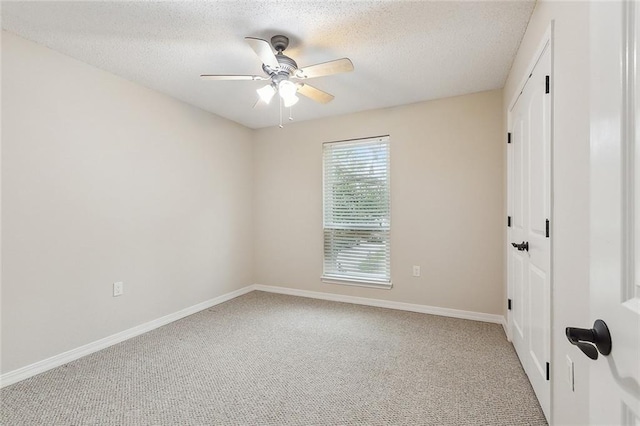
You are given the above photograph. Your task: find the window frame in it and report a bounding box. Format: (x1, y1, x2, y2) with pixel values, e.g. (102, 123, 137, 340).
(321, 135, 392, 289)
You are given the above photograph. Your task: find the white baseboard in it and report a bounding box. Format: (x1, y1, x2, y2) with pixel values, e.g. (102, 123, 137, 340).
(252, 284, 506, 325)
(502, 317, 510, 341)
(2, 284, 507, 388)
(0, 285, 254, 388)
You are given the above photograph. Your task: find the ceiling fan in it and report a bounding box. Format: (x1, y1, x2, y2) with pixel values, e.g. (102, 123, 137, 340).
(200, 35, 354, 109)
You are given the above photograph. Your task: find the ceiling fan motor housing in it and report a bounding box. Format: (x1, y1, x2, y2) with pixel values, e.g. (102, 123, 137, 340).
(277, 54, 297, 73)
(266, 35, 298, 78)
(262, 54, 298, 77)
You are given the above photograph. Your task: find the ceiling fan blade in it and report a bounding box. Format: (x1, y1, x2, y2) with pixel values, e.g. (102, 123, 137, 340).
(297, 83, 334, 104)
(200, 74, 266, 81)
(245, 37, 279, 69)
(295, 58, 354, 79)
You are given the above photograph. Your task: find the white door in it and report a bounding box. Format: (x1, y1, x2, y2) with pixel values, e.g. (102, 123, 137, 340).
(588, 1, 640, 424)
(508, 40, 552, 420)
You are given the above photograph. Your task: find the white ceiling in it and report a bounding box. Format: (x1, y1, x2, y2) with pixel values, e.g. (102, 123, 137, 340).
(1, 1, 535, 129)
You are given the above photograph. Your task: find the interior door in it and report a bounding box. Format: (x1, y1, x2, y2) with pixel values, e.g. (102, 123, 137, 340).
(588, 1, 640, 423)
(508, 41, 552, 419)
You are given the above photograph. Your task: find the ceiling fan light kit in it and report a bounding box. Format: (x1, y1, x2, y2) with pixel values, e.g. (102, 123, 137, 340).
(201, 34, 353, 128)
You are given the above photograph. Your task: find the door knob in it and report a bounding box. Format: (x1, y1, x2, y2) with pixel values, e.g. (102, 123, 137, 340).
(566, 319, 612, 360)
(511, 241, 529, 251)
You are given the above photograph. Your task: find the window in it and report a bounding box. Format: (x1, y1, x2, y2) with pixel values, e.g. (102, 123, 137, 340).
(322, 136, 391, 287)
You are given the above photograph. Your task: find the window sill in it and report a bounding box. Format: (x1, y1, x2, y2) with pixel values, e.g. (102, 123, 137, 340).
(321, 276, 392, 290)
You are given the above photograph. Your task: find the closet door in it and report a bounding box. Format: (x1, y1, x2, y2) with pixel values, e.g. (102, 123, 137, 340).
(508, 41, 552, 420)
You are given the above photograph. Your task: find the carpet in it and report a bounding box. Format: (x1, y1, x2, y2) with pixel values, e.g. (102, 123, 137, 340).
(1, 291, 547, 425)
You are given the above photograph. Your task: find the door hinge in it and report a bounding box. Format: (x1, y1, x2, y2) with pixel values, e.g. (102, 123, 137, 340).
(545, 75, 550, 94)
(546, 362, 550, 381)
(545, 219, 550, 238)
(507, 132, 512, 144)
(508, 216, 512, 227)
(508, 299, 512, 311)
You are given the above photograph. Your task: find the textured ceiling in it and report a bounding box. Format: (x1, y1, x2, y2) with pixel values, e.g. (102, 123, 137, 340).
(1, 1, 535, 129)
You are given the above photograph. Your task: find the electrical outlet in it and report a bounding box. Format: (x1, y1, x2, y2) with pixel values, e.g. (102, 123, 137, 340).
(412, 265, 421, 277)
(566, 355, 574, 391)
(113, 281, 124, 297)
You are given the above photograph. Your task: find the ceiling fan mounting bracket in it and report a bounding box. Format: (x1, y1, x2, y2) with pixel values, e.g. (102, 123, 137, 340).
(270, 35, 289, 52)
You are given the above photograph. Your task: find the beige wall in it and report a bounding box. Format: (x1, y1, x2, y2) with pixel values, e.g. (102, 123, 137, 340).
(1, 32, 254, 373)
(503, 2, 591, 424)
(1, 9, 594, 421)
(253, 90, 504, 315)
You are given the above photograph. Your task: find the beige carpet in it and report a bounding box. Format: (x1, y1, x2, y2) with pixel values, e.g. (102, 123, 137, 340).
(1, 291, 547, 425)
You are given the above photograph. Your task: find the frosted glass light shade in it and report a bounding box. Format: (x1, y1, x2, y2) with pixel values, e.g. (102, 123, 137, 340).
(278, 80, 297, 100)
(283, 94, 299, 108)
(256, 84, 276, 104)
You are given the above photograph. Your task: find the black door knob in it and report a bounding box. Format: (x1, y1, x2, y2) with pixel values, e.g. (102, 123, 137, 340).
(511, 241, 529, 251)
(566, 319, 612, 360)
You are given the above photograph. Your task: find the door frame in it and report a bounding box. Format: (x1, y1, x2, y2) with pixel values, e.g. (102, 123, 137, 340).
(506, 23, 555, 421)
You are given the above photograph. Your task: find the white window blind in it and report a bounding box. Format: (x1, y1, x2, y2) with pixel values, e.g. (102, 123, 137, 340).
(322, 136, 391, 286)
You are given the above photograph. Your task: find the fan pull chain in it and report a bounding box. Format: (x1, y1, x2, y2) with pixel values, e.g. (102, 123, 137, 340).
(279, 95, 283, 128)
(289, 106, 293, 121)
